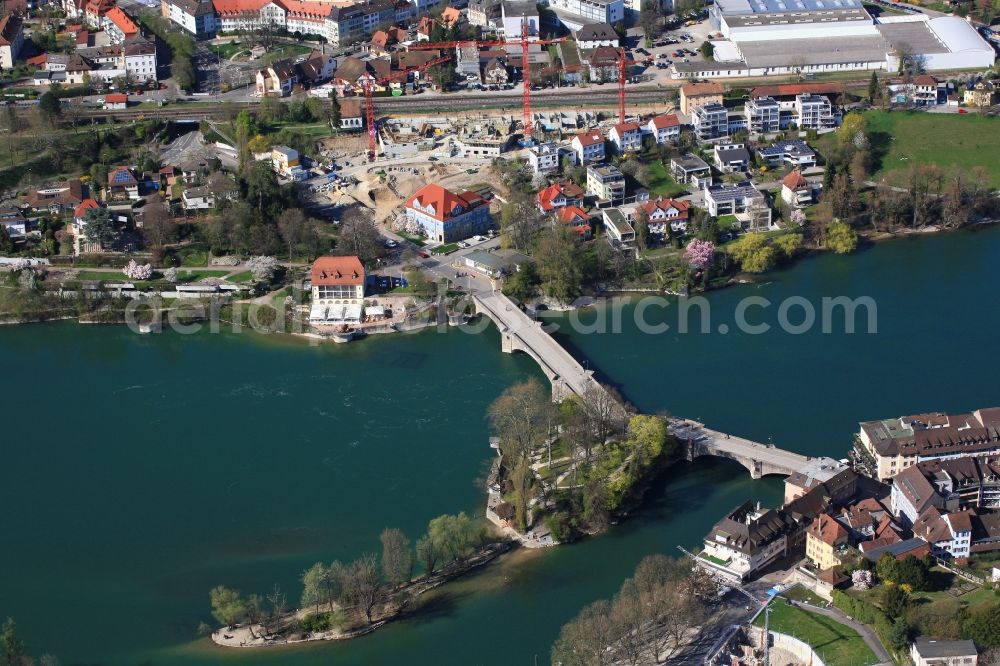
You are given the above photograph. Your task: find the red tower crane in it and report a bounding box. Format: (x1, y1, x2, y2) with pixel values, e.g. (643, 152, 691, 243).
(410, 26, 566, 143)
(617, 48, 644, 125)
(362, 53, 454, 161)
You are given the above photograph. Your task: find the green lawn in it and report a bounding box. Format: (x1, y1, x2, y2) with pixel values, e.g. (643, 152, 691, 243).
(645, 161, 688, 198)
(431, 243, 459, 255)
(177, 247, 209, 267)
(177, 270, 231, 282)
(754, 598, 878, 666)
(397, 232, 427, 247)
(227, 270, 255, 283)
(823, 111, 1000, 188)
(212, 41, 247, 60)
(783, 585, 827, 606)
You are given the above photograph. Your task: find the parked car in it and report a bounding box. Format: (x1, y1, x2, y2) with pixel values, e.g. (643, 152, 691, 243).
(418, 250, 430, 258)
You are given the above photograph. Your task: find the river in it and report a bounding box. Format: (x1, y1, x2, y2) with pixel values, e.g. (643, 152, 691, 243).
(1, 225, 999, 665)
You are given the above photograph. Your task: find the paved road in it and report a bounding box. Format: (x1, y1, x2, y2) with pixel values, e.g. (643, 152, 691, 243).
(670, 419, 814, 476)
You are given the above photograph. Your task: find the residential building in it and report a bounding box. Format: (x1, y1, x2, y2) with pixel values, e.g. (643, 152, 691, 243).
(338, 98, 363, 130)
(795, 93, 837, 130)
(805, 513, 849, 571)
(405, 183, 492, 242)
(586, 164, 624, 203)
(759, 140, 816, 168)
(571, 130, 605, 164)
(574, 21, 618, 49)
(744, 96, 780, 134)
(703, 181, 772, 232)
(964, 78, 995, 108)
(546, 0, 623, 32)
(646, 114, 680, 144)
(698, 501, 796, 583)
(912, 506, 973, 560)
(0, 15, 24, 69)
(713, 142, 751, 173)
(887, 74, 939, 106)
(692, 102, 728, 141)
(271, 145, 300, 175)
(781, 170, 813, 208)
(669, 153, 711, 187)
(911, 638, 978, 666)
(0, 208, 28, 239)
(556, 206, 592, 239)
(164, 0, 217, 36)
(468, 0, 501, 27)
(527, 141, 562, 174)
(587, 45, 619, 83)
(104, 6, 138, 43)
(21, 179, 88, 215)
(601, 208, 635, 246)
(857, 407, 1000, 482)
(679, 81, 724, 115)
(889, 457, 1000, 527)
(181, 186, 216, 210)
(294, 49, 335, 87)
(309, 255, 366, 323)
(500, 0, 538, 41)
(482, 57, 509, 86)
(123, 38, 158, 82)
(107, 166, 139, 200)
(608, 122, 641, 154)
(537, 181, 584, 212)
(635, 197, 689, 236)
(256, 58, 297, 96)
(862, 537, 932, 563)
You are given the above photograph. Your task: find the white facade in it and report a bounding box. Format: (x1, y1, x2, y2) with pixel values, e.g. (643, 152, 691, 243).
(571, 131, 605, 164)
(547, 0, 623, 31)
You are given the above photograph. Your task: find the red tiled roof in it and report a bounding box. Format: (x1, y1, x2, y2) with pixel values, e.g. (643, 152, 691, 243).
(311, 256, 365, 286)
(105, 93, 128, 103)
(808, 513, 849, 547)
(406, 183, 480, 222)
(783, 170, 809, 190)
(751, 82, 842, 98)
(74, 198, 99, 218)
(537, 182, 583, 212)
(26, 53, 47, 66)
(106, 6, 138, 36)
(75, 29, 89, 45)
(649, 113, 679, 130)
(639, 197, 689, 219)
(681, 81, 723, 97)
(556, 206, 589, 228)
(574, 130, 603, 147)
(612, 122, 641, 135)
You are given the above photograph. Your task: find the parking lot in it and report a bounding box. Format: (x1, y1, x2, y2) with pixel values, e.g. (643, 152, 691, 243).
(624, 15, 718, 84)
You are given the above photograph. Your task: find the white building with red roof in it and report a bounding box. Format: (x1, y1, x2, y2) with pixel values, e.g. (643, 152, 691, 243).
(781, 170, 813, 208)
(536, 181, 584, 212)
(405, 183, 492, 243)
(608, 121, 642, 154)
(556, 206, 592, 239)
(103, 6, 138, 43)
(570, 130, 605, 164)
(309, 255, 366, 322)
(646, 114, 680, 144)
(636, 197, 690, 236)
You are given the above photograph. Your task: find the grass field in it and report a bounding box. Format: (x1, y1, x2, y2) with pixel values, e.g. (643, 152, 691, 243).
(754, 598, 878, 666)
(838, 111, 1000, 188)
(431, 243, 459, 254)
(644, 161, 688, 198)
(227, 271, 255, 283)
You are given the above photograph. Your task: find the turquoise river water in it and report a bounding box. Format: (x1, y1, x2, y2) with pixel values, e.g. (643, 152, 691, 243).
(2, 225, 1000, 664)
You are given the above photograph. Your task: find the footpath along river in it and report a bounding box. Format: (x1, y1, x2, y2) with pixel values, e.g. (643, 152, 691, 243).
(1, 225, 1000, 664)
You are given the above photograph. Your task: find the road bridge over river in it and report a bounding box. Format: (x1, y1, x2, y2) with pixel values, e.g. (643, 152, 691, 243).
(471, 290, 842, 480)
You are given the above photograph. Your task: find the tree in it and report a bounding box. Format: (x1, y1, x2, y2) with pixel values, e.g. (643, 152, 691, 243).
(38, 91, 61, 125)
(881, 583, 910, 617)
(141, 204, 176, 251)
(277, 207, 307, 261)
(626, 414, 671, 460)
(499, 191, 542, 251)
(502, 260, 539, 302)
(341, 554, 385, 624)
(424, 513, 489, 565)
(889, 618, 911, 651)
(868, 70, 880, 101)
(534, 225, 583, 304)
(301, 562, 328, 612)
(328, 90, 341, 129)
(0, 225, 13, 254)
(633, 207, 650, 251)
(699, 41, 714, 60)
(1, 617, 25, 666)
(551, 599, 618, 666)
(838, 113, 868, 150)
(209, 586, 247, 628)
(683, 238, 715, 269)
(729, 233, 776, 273)
(773, 233, 803, 260)
(876, 552, 900, 584)
(337, 208, 384, 266)
(246, 255, 280, 281)
(82, 207, 118, 250)
(415, 535, 440, 578)
(380, 527, 412, 588)
(824, 221, 858, 254)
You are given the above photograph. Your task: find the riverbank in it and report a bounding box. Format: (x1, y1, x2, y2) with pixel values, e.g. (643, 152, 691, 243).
(209, 540, 516, 650)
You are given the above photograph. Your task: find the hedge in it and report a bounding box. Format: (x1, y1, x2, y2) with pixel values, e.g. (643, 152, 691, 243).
(831, 590, 898, 656)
